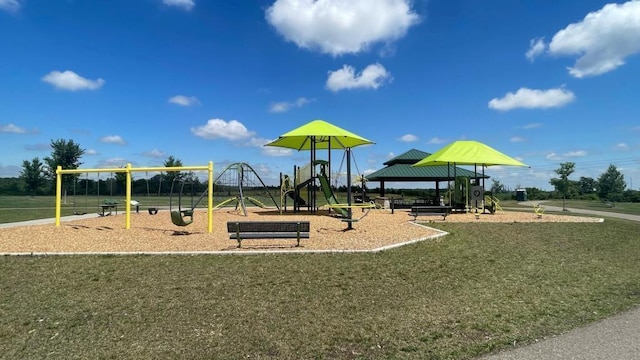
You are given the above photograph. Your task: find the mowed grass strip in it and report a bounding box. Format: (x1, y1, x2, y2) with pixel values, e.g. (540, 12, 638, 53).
(1, 219, 639, 359)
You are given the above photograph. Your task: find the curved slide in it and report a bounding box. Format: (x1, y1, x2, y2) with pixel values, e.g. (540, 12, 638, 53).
(317, 168, 348, 217)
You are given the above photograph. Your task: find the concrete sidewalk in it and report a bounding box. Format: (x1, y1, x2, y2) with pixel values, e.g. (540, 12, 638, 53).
(479, 201, 640, 359)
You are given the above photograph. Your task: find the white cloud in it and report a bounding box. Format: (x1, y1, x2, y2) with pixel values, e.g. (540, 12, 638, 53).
(0, 0, 20, 13)
(0, 123, 26, 134)
(546, 152, 561, 161)
(326, 63, 391, 92)
(488, 87, 575, 111)
(191, 118, 255, 141)
(42, 70, 105, 91)
(525, 37, 546, 62)
(399, 134, 417, 142)
(269, 97, 314, 113)
(510, 136, 525, 143)
(547, 1, 640, 78)
(143, 149, 166, 158)
(522, 123, 543, 129)
(427, 137, 447, 144)
(615, 142, 629, 150)
(100, 135, 127, 145)
(265, 0, 420, 56)
(564, 150, 587, 157)
(168, 95, 200, 106)
(85, 149, 98, 155)
(162, 0, 194, 11)
(97, 158, 128, 168)
(25, 143, 51, 151)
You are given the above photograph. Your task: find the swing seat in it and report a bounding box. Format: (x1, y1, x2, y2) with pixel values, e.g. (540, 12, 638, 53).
(171, 210, 194, 227)
(148, 207, 159, 215)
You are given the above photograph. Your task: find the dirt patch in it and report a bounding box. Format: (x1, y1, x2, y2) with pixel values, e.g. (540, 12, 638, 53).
(0, 208, 602, 254)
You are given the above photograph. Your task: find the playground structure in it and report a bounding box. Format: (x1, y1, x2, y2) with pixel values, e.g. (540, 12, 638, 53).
(55, 162, 214, 232)
(213, 162, 279, 216)
(280, 154, 378, 226)
(442, 176, 500, 214)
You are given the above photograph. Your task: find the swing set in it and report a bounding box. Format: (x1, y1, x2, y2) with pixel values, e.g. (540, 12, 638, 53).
(55, 162, 214, 232)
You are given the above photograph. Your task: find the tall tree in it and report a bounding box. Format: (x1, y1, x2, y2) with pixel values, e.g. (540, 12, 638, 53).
(577, 176, 598, 195)
(549, 162, 575, 211)
(490, 179, 504, 194)
(163, 156, 184, 191)
(20, 157, 47, 197)
(43, 139, 85, 176)
(597, 164, 626, 206)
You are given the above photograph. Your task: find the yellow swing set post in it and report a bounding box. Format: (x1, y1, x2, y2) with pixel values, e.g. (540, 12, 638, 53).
(55, 162, 214, 232)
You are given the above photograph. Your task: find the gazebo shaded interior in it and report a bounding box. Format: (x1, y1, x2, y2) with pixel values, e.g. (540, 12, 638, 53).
(366, 149, 488, 198)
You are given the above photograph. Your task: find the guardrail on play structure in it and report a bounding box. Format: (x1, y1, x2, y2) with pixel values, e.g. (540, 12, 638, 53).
(55, 162, 214, 233)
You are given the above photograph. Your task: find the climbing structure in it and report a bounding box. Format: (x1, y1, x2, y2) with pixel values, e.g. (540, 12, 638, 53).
(213, 162, 279, 216)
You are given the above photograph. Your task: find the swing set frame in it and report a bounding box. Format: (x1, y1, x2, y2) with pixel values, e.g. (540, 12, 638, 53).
(55, 162, 214, 232)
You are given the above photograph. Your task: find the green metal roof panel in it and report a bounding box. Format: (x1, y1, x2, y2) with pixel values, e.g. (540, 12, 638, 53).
(383, 148, 431, 165)
(366, 163, 486, 181)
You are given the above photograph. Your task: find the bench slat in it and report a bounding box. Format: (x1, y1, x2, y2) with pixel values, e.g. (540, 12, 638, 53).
(227, 221, 310, 248)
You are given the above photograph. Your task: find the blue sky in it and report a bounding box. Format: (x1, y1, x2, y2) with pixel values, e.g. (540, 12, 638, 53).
(1, 0, 639, 190)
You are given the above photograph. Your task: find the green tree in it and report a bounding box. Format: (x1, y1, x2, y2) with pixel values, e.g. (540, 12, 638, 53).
(577, 176, 597, 195)
(20, 157, 47, 197)
(43, 139, 86, 198)
(549, 162, 575, 211)
(490, 179, 504, 195)
(597, 164, 626, 206)
(114, 167, 128, 196)
(163, 156, 184, 191)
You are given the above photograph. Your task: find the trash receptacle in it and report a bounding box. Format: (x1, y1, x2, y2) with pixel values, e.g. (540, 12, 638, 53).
(515, 189, 527, 201)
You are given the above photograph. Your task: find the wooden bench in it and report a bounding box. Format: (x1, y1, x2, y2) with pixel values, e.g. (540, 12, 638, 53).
(227, 221, 310, 248)
(409, 206, 451, 221)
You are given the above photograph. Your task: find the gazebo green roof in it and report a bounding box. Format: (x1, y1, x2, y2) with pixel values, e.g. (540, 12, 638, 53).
(367, 149, 487, 182)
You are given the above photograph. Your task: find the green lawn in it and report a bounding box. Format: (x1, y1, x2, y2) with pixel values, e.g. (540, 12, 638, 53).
(1, 219, 639, 359)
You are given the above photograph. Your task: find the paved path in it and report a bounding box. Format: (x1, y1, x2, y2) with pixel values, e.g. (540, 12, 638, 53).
(479, 201, 640, 359)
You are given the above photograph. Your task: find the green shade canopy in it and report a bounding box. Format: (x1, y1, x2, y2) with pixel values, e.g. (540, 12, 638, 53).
(264, 119, 374, 151)
(413, 140, 528, 167)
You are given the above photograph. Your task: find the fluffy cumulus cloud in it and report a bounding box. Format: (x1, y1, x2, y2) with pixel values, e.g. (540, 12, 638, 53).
(0, 0, 20, 13)
(168, 95, 200, 106)
(162, 0, 194, 11)
(42, 70, 105, 91)
(265, 0, 420, 56)
(488, 87, 575, 111)
(427, 137, 446, 144)
(143, 149, 167, 158)
(326, 63, 391, 92)
(0, 123, 26, 134)
(547, 1, 640, 78)
(100, 135, 127, 145)
(269, 97, 314, 113)
(525, 37, 546, 62)
(399, 134, 417, 142)
(191, 118, 255, 141)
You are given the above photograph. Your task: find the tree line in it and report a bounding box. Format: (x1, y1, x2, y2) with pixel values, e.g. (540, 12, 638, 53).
(1, 139, 207, 197)
(490, 162, 639, 205)
(2, 140, 638, 204)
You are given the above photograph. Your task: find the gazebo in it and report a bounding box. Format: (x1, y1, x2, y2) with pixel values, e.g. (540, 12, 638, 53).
(366, 149, 487, 199)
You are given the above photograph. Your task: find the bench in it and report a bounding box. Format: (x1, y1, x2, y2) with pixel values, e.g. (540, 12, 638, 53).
(99, 200, 118, 216)
(227, 221, 310, 248)
(409, 206, 451, 221)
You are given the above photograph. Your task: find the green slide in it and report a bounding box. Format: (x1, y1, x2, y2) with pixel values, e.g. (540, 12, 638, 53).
(317, 166, 348, 217)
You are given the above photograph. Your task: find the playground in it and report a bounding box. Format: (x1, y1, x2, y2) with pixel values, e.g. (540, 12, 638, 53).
(0, 207, 602, 254)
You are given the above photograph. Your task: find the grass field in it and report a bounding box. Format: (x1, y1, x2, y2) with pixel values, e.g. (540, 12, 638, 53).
(1, 215, 639, 359)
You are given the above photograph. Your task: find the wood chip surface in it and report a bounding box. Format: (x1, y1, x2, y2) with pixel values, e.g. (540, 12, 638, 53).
(0, 208, 602, 254)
